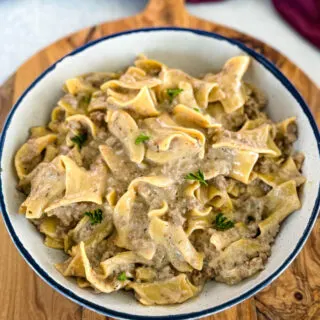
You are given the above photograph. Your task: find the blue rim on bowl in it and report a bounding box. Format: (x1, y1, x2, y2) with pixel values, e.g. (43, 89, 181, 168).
(0, 27, 319, 320)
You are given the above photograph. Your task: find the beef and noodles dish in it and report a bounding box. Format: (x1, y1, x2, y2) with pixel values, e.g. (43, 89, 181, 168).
(14, 55, 305, 305)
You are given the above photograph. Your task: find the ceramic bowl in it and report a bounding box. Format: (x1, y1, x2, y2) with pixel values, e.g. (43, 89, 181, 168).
(1, 28, 319, 320)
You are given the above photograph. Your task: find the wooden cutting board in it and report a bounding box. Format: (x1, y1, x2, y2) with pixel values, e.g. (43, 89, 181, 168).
(0, 0, 319, 319)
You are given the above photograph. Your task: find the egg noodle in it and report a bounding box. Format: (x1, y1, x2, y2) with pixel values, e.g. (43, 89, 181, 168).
(14, 55, 305, 305)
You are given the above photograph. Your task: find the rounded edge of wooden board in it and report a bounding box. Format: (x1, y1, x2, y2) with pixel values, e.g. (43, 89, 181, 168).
(0, 5, 319, 320)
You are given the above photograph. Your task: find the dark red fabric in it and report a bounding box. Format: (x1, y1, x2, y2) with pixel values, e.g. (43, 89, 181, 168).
(187, 0, 320, 49)
(188, 0, 222, 2)
(272, 0, 320, 49)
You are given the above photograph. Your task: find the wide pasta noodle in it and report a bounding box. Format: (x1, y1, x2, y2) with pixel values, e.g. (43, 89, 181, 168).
(107, 110, 145, 163)
(14, 55, 305, 305)
(19, 159, 66, 219)
(106, 86, 160, 117)
(44, 156, 107, 211)
(15, 134, 57, 179)
(128, 274, 198, 305)
(66, 114, 97, 138)
(204, 56, 250, 113)
(203, 148, 258, 184)
(258, 180, 301, 239)
(65, 77, 96, 95)
(144, 113, 206, 163)
(149, 216, 204, 271)
(212, 124, 281, 157)
(256, 157, 305, 187)
(173, 104, 221, 129)
(113, 176, 173, 260)
(79, 242, 129, 293)
(185, 207, 213, 236)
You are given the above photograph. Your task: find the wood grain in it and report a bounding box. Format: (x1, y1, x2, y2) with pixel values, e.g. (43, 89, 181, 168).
(0, 0, 319, 319)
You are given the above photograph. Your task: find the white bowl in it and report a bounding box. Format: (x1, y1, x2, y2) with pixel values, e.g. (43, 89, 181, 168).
(1, 27, 319, 319)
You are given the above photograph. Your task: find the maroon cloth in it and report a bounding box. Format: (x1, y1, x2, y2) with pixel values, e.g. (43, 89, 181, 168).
(188, 0, 222, 2)
(187, 0, 320, 49)
(272, 0, 320, 49)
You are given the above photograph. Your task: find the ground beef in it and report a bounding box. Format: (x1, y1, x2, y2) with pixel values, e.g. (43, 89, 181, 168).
(233, 195, 265, 224)
(48, 202, 100, 227)
(83, 72, 119, 88)
(211, 175, 228, 190)
(190, 230, 218, 285)
(152, 246, 169, 270)
(215, 255, 267, 285)
(244, 84, 267, 120)
(54, 107, 67, 121)
(167, 208, 186, 226)
(254, 156, 279, 174)
(90, 91, 109, 110)
(275, 138, 293, 156)
(292, 152, 305, 171)
(244, 104, 263, 120)
(19, 140, 44, 174)
(159, 152, 200, 181)
(157, 266, 175, 281)
(222, 109, 246, 131)
(100, 235, 124, 262)
(127, 197, 155, 254)
(247, 179, 272, 197)
(274, 121, 298, 156)
(89, 111, 106, 127)
(80, 140, 101, 169)
(285, 122, 298, 143)
(201, 148, 234, 177)
(60, 93, 78, 109)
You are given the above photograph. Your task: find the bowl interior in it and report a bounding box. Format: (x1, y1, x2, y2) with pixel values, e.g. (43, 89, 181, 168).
(1, 28, 319, 319)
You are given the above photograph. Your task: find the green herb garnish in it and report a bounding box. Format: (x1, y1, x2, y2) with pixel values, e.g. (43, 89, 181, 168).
(78, 94, 92, 109)
(167, 88, 184, 103)
(81, 95, 91, 105)
(84, 209, 103, 225)
(214, 213, 234, 231)
(71, 132, 87, 149)
(117, 272, 127, 281)
(185, 170, 208, 186)
(193, 108, 200, 112)
(135, 133, 150, 145)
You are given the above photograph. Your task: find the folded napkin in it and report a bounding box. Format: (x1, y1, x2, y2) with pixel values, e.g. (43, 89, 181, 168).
(187, 0, 320, 49)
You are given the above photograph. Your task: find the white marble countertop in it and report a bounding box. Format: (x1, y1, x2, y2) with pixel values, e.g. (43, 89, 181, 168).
(0, 0, 319, 86)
